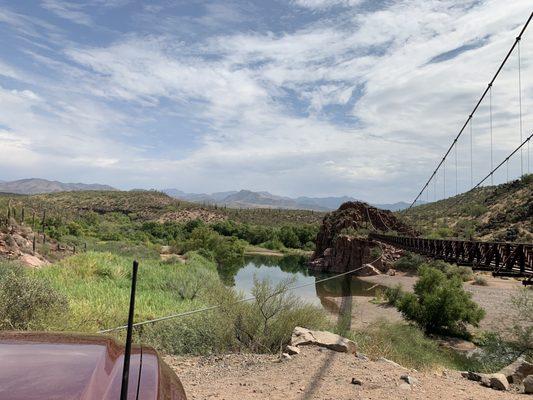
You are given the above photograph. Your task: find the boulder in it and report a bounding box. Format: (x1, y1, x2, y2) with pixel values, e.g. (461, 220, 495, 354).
(281, 353, 291, 361)
(523, 375, 533, 394)
(498, 357, 533, 384)
(400, 375, 418, 385)
(480, 374, 510, 391)
(285, 345, 300, 355)
(290, 327, 357, 354)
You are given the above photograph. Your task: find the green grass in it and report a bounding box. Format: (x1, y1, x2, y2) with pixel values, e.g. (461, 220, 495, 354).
(33, 251, 221, 333)
(349, 320, 483, 371)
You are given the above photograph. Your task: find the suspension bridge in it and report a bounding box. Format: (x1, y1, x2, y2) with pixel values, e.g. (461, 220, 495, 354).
(370, 12, 533, 285)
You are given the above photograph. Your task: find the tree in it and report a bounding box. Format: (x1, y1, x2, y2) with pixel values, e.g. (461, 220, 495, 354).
(397, 266, 485, 336)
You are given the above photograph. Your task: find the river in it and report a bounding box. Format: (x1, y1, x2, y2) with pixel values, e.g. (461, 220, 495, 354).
(218, 255, 386, 317)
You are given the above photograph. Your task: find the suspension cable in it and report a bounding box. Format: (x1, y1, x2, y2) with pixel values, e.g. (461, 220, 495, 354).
(518, 38, 524, 176)
(408, 12, 533, 209)
(443, 156, 446, 198)
(470, 117, 474, 187)
(416, 131, 533, 212)
(474, 131, 532, 190)
(455, 142, 458, 195)
(489, 84, 494, 185)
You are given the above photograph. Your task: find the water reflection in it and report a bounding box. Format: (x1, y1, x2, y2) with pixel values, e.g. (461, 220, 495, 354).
(218, 255, 385, 316)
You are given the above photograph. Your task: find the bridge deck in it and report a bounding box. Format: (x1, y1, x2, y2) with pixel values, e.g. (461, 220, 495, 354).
(369, 233, 533, 285)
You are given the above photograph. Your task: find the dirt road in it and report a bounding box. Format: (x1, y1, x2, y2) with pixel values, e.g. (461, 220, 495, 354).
(167, 346, 524, 400)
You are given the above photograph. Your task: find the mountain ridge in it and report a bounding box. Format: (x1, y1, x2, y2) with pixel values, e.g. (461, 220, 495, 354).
(162, 188, 416, 211)
(0, 178, 116, 195)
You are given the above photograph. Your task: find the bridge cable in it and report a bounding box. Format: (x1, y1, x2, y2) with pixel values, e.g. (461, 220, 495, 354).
(403, 131, 533, 215)
(489, 85, 494, 185)
(470, 117, 473, 188)
(518, 38, 523, 176)
(472, 131, 532, 190)
(408, 12, 533, 209)
(98, 253, 384, 334)
(454, 142, 458, 195)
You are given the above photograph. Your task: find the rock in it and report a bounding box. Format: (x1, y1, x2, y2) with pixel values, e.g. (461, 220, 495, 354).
(351, 378, 362, 385)
(400, 375, 418, 385)
(309, 201, 416, 274)
(387, 268, 396, 276)
(523, 375, 533, 394)
(285, 345, 300, 355)
(499, 357, 533, 384)
(290, 327, 357, 354)
(398, 383, 411, 390)
(359, 263, 381, 276)
(291, 327, 316, 347)
(281, 353, 291, 361)
(480, 374, 510, 391)
(462, 371, 483, 382)
(356, 353, 369, 361)
(377, 357, 402, 368)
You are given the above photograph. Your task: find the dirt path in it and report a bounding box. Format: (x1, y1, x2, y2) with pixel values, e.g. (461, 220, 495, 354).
(359, 273, 524, 334)
(167, 346, 524, 400)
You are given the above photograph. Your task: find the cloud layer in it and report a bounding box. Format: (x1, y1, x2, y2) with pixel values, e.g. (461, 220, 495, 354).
(0, 0, 532, 202)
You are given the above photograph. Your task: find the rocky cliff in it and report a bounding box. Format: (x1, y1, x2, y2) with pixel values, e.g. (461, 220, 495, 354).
(309, 202, 415, 274)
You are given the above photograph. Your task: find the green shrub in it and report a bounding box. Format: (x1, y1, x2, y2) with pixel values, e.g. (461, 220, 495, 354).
(443, 265, 473, 282)
(394, 252, 425, 272)
(509, 288, 533, 353)
(143, 276, 329, 355)
(260, 238, 285, 251)
(0, 262, 68, 330)
(472, 275, 488, 286)
(396, 266, 485, 336)
(462, 203, 488, 217)
(384, 284, 404, 306)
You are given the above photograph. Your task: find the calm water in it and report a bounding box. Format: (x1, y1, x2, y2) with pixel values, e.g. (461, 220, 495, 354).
(219, 255, 385, 315)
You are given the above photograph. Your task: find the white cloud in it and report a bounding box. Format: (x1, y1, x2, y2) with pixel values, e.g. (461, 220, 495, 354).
(0, 0, 532, 201)
(292, 0, 363, 10)
(41, 0, 92, 26)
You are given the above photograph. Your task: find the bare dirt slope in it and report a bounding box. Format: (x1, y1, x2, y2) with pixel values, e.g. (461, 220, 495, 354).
(167, 346, 523, 400)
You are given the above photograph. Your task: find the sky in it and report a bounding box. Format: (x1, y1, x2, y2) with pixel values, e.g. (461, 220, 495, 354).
(0, 0, 532, 203)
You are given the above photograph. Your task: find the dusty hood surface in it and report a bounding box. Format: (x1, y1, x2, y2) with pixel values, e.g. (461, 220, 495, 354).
(0, 332, 184, 400)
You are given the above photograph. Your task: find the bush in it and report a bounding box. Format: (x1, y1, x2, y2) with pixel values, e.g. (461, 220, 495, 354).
(396, 266, 485, 336)
(384, 284, 404, 306)
(472, 275, 488, 286)
(349, 320, 480, 371)
(509, 288, 533, 353)
(394, 252, 425, 272)
(0, 262, 68, 330)
(143, 276, 329, 355)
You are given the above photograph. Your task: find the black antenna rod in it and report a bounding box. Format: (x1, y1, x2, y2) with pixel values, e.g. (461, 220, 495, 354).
(120, 260, 139, 400)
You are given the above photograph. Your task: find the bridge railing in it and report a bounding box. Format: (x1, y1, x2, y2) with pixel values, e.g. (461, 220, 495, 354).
(369, 233, 532, 283)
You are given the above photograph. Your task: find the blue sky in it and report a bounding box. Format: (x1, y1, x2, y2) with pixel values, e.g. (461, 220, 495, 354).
(0, 0, 532, 202)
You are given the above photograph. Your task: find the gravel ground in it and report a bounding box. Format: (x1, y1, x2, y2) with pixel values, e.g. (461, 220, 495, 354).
(166, 346, 526, 400)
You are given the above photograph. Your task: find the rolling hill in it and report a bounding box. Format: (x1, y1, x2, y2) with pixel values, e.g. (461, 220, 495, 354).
(399, 174, 532, 242)
(0, 178, 116, 195)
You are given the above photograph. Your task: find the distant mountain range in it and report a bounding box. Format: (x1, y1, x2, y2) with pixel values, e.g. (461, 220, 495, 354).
(0, 179, 116, 195)
(163, 188, 418, 211)
(0, 178, 419, 211)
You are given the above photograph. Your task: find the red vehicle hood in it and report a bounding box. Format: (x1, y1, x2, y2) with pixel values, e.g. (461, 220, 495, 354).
(0, 332, 186, 400)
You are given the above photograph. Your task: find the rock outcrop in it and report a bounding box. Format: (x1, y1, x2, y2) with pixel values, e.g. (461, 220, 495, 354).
(290, 326, 357, 354)
(310, 202, 415, 274)
(498, 357, 533, 384)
